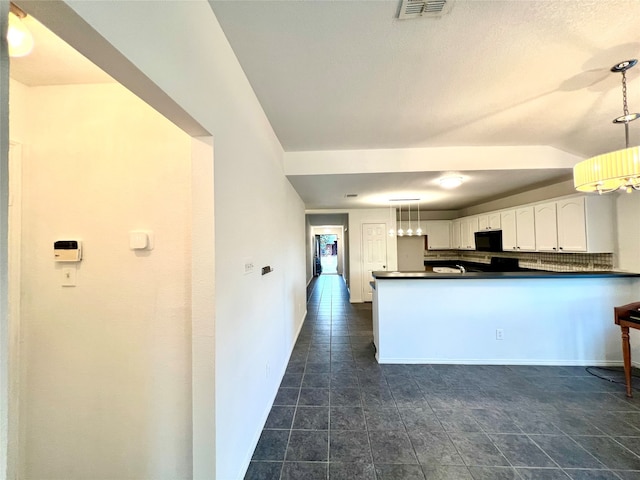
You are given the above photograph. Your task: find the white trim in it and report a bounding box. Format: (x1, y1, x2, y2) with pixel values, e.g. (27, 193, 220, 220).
(376, 356, 625, 366)
(191, 136, 216, 480)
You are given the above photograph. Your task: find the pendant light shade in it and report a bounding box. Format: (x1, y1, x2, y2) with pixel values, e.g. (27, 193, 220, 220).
(573, 59, 640, 194)
(574, 146, 640, 193)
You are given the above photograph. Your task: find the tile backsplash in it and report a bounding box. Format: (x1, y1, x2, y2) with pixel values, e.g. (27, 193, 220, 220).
(424, 250, 613, 272)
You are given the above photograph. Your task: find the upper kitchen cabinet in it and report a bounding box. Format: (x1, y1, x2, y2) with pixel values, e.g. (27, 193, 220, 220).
(501, 207, 535, 251)
(425, 220, 451, 250)
(478, 212, 501, 231)
(528, 195, 614, 253)
(556, 196, 614, 252)
(451, 220, 462, 249)
(459, 216, 478, 250)
(534, 202, 558, 252)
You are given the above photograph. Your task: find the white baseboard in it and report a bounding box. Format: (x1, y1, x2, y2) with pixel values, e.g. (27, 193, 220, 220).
(376, 357, 626, 366)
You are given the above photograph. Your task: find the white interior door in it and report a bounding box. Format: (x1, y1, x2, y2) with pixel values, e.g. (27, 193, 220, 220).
(362, 223, 387, 302)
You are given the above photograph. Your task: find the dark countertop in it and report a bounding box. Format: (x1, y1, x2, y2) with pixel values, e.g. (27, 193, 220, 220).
(373, 271, 640, 280)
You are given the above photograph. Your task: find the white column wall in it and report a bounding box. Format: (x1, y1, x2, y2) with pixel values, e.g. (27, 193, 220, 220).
(52, 2, 307, 479)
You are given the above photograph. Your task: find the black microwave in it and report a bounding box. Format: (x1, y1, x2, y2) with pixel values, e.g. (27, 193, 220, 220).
(474, 230, 503, 252)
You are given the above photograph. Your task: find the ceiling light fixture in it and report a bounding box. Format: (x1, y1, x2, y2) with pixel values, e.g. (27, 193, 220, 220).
(406, 203, 413, 236)
(415, 202, 423, 236)
(438, 175, 463, 189)
(574, 59, 640, 194)
(388, 203, 395, 237)
(7, 2, 34, 58)
(388, 199, 422, 237)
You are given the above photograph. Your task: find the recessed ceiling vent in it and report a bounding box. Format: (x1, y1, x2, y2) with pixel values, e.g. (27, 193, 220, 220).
(344, 193, 358, 198)
(398, 0, 454, 19)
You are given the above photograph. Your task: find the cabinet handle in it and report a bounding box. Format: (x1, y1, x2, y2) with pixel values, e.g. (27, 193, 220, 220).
(559, 247, 563, 250)
(513, 247, 516, 250)
(517, 247, 521, 250)
(552, 247, 556, 250)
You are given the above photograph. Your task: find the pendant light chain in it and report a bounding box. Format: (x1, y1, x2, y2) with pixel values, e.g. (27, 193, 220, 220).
(622, 70, 631, 148)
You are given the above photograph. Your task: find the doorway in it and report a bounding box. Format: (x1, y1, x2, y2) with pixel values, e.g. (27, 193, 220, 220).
(319, 234, 338, 274)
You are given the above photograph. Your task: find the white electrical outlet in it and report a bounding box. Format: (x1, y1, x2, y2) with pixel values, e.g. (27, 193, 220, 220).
(496, 329, 504, 340)
(244, 258, 255, 275)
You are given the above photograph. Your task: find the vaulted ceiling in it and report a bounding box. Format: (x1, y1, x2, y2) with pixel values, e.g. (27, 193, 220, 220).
(211, 0, 640, 209)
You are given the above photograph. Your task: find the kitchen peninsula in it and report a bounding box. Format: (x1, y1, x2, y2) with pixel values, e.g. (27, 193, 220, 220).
(371, 270, 640, 365)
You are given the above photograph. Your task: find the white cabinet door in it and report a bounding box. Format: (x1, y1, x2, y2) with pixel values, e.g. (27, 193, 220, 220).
(516, 207, 536, 251)
(557, 197, 587, 252)
(460, 217, 478, 250)
(534, 202, 558, 252)
(478, 215, 489, 231)
(501, 210, 517, 251)
(451, 220, 461, 249)
(460, 220, 470, 250)
(425, 221, 451, 249)
(488, 213, 501, 229)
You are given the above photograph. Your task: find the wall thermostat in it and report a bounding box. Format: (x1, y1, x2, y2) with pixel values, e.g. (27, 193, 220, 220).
(54, 240, 82, 262)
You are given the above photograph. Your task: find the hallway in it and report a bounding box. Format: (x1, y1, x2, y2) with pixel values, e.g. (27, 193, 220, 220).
(246, 275, 640, 480)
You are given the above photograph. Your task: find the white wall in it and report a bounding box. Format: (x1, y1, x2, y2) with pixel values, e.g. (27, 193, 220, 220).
(284, 146, 582, 175)
(6, 3, 309, 479)
(12, 81, 193, 479)
(375, 276, 638, 364)
(397, 236, 425, 271)
(36, 3, 308, 479)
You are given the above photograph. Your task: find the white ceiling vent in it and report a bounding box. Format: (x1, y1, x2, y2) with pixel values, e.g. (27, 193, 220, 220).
(398, 0, 454, 19)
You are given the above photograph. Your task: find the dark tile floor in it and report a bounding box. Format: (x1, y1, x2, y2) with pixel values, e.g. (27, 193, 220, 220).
(245, 274, 640, 480)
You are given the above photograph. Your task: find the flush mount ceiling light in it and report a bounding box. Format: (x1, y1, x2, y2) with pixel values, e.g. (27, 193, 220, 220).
(7, 2, 34, 57)
(438, 175, 463, 189)
(574, 59, 640, 194)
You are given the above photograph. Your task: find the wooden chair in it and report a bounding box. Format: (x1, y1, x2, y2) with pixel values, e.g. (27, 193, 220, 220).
(614, 301, 640, 398)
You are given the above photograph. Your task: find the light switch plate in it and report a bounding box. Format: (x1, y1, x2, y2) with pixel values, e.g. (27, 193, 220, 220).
(62, 267, 76, 287)
(243, 258, 255, 275)
(130, 230, 154, 250)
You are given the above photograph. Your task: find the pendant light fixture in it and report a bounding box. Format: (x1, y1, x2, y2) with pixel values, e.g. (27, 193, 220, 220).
(415, 201, 423, 236)
(397, 203, 404, 237)
(388, 203, 395, 236)
(573, 59, 640, 193)
(406, 203, 413, 236)
(7, 3, 34, 58)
